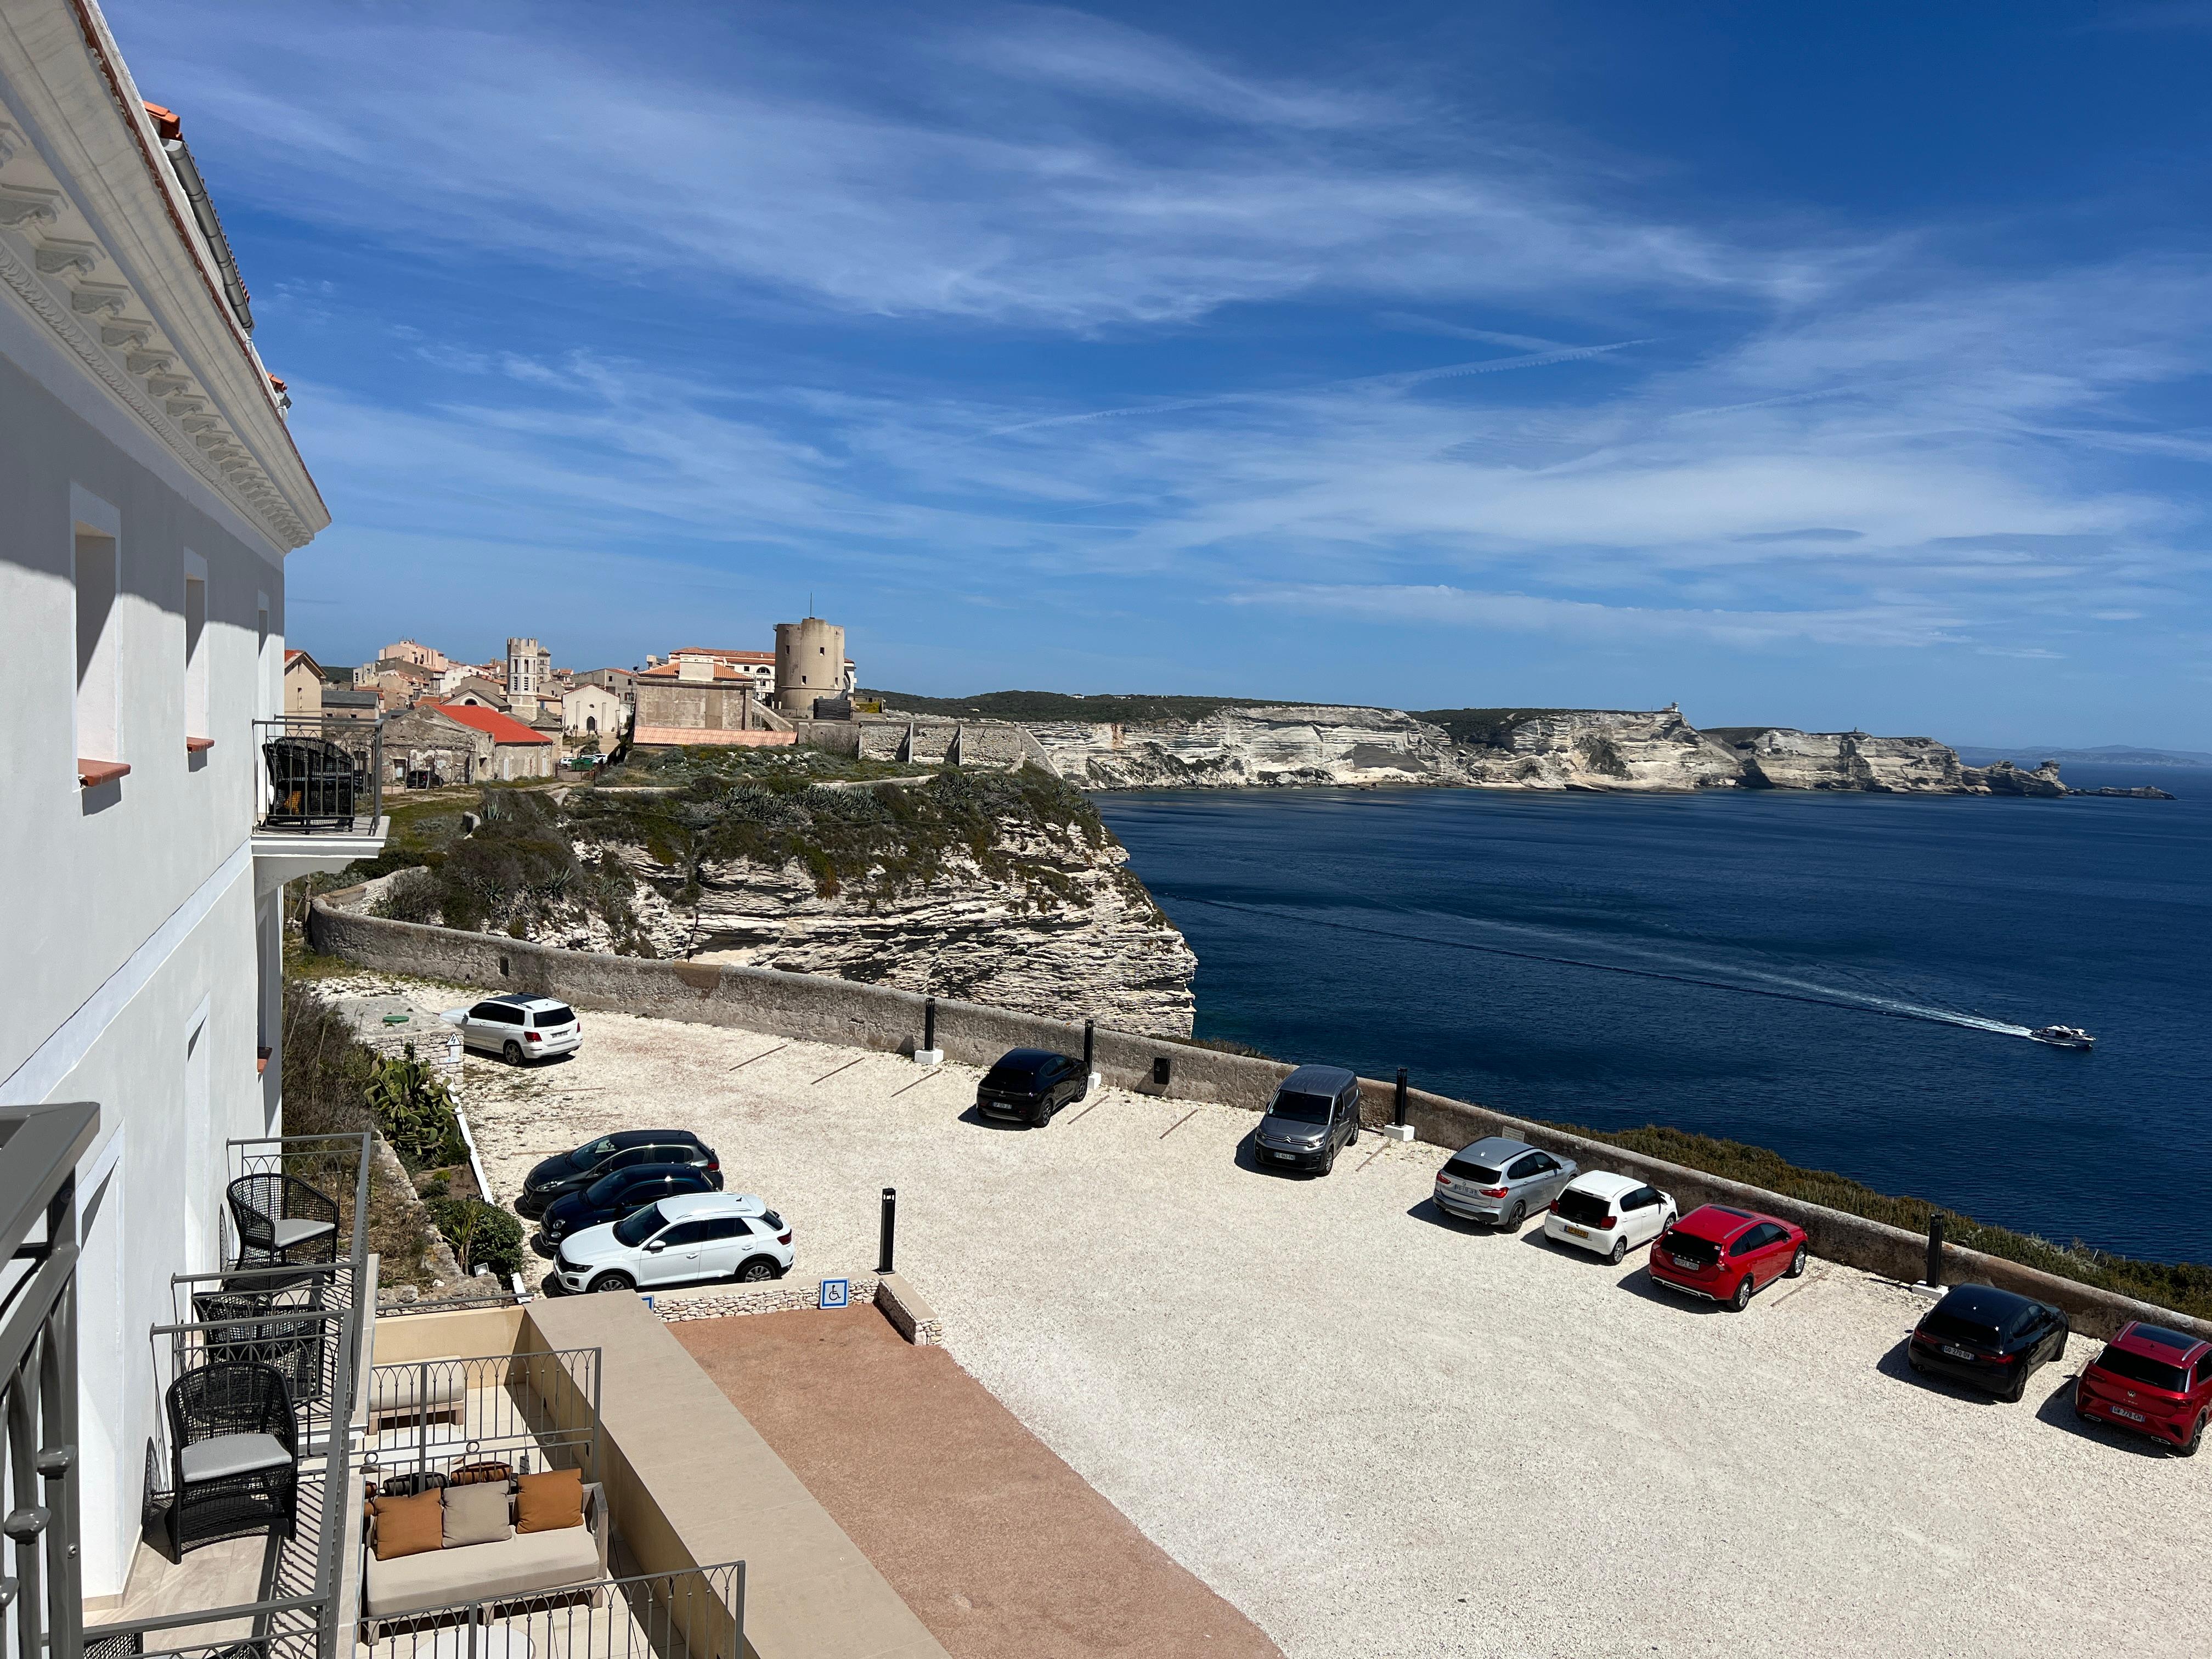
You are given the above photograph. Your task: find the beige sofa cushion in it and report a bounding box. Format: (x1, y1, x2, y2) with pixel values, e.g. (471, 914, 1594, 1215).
(367, 1523, 599, 1617)
(442, 1481, 512, 1548)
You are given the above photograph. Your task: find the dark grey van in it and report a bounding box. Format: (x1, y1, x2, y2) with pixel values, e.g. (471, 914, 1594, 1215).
(1253, 1064, 1363, 1174)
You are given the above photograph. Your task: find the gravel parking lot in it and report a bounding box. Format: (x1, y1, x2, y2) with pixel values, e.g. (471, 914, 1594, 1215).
(344, 979, 2211, 1658)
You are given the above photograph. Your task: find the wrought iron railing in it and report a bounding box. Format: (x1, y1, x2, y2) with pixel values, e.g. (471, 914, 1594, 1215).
(362, 1560, 746, 1659)
(254, 715, 382, 834)
(1, 1101, 101, 1659)
(359, 1348, 600, 1491)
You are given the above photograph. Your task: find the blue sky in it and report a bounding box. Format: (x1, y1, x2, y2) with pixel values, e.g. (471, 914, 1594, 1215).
(114, 2, 2212, 744)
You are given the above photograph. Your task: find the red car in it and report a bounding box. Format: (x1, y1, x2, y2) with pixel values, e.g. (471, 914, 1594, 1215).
(1649, 1204, 1808, 1311)
(2074, 1322, 2212, 1455)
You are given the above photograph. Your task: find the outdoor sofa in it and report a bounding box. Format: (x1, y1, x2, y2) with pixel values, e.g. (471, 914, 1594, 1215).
(363, 1476, 607, 1636)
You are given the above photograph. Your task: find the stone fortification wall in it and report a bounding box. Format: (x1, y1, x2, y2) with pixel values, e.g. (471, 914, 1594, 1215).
(843, 716, 1054, 770)
(311, 896, 2202, 1343)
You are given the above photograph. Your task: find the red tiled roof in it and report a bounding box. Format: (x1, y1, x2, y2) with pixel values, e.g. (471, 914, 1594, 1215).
(432, 703, 552, 746)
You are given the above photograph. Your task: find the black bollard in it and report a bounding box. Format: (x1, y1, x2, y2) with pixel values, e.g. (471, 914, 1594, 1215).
(878, 1187, 898, 1274)
(1926, 1214, 1944, 1288)
(923, 996, 936, 1055)
(1083, 1019, 1095, 1073)
(1394, 1067, 1409, 1127)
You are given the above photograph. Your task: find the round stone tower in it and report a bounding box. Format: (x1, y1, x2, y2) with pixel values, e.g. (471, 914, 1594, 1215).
(774, 617, 846, 716)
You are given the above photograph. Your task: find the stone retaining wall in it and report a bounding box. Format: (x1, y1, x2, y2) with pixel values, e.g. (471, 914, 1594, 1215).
(644, 1271, 943, 1345)
(311, 894, 2207, 1344)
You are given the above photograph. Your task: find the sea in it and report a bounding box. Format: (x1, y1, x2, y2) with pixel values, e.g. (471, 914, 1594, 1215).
(1094, 765, 2209, 1266)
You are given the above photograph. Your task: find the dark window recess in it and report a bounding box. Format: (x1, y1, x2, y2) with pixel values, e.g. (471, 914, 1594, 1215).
(1444, 1159, 1500, 1183)
(1555, 1189, 1613, 1227)
(2093, 1347, 2192, 1392)
(1661, 1232, 1718, 1267)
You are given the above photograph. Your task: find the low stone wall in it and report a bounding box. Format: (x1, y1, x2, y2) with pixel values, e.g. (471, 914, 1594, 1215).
(652, 1272, 882, 1324)
(645, 1271, 943, 1345)
(313, 895, 2207, 1343)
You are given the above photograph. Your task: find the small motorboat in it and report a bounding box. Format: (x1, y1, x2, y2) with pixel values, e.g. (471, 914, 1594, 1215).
(2029, 1025, 2096, 1051)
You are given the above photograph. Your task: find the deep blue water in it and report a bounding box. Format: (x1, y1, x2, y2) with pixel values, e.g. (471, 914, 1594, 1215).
(1096, 765, 2209, 1265)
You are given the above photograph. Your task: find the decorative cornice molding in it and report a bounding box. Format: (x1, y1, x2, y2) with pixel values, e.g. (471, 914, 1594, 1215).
(0, 90, 314, 551)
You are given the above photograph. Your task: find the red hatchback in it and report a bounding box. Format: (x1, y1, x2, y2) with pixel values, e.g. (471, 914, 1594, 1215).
(2075, 1322, 2212, 1455)
(1649, 1204, 1808, 1311)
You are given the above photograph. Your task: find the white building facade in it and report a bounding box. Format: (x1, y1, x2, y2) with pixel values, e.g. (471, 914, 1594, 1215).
(0, 1, 363, 1606)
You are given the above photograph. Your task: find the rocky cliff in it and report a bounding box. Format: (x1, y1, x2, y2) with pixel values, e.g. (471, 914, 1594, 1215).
(1007, 699, 2061, 795)
(1028, 704, 1470, 789)
(588, 810, 1195, 1037)
(358, 758, 1197, 1036)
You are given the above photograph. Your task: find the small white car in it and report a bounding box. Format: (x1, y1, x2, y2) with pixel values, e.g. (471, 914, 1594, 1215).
(1542, 1171, 1677, 1264)
(552, 1192, 792, 1295)
(442, 995, 580, 1064)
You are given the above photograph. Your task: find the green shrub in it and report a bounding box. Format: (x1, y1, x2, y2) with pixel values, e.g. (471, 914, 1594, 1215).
(365, 1045, 467, 1170)
(423, 1197, 524, 1279)
(374, 868, 442, 924)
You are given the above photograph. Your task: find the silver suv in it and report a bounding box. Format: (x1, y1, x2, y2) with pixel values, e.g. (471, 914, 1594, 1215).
(1433, 1136, 1577, 1230)
(1253, 1064, 1363, 1175)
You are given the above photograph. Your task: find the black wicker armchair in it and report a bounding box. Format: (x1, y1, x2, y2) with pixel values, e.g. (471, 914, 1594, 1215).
(192, 1282, 329, 1406)
(226, 1173, 339, 1272)
(165, 1361, 300, 1556)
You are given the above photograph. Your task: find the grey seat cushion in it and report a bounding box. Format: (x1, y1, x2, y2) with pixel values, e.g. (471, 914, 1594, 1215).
(271, 1217, 336, 1248)
(179, 1432, 292, 1483)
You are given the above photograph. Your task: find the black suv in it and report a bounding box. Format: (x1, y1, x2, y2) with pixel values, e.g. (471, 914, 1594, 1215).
(976, 1048, 1090, 1127)
(536, 1164, 721, 1248)
(517, 1130, 720, 1219)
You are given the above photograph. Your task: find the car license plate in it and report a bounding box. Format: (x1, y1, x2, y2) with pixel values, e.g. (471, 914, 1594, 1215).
(1670, 1255, 1698, 1270)
(1941, 1345, 1974, 1361)
(1565, 1225, 1589, 1238)
(2113, 1407, 2146, 1422)
(1271, 1151, 1293, 1161)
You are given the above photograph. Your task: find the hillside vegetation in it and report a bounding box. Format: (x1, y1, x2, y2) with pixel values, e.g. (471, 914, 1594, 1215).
(347, 751, 1144, 947)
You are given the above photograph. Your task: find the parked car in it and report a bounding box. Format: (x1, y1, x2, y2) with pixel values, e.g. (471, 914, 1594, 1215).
(537, 1163, 722, 1248)
(975, 1048, 1090, 1127)
(442, 995, 580, 1065)
(552, 1192, 792, 1296)
(1432, 1136, 1577, 1229)
(1543, 1171, 1676, 1264)
(2075, 1321, 2212, 1454)
(1649, 1204, 1808, 1310)
(1252, 1064, 1363, 1174)
(1905, 1284, 2069, 1401)
(516, 1129, 720, 1220)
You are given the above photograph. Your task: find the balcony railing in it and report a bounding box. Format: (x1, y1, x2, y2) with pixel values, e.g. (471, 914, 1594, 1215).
(363, 1560, 747, 1659)
(85, 1133, 374, 1659)
(255, 715, 382, 836)
(1, 1100, 102, 1659)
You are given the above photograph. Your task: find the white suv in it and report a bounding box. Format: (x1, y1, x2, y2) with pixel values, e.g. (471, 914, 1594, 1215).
(552, 1192, 793, 1295)
(443, 995, 580, 1064)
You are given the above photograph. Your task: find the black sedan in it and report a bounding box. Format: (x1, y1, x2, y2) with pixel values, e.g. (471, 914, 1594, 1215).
(535, 1164, 722, 1250)
(517, 1128, 719, 1218)
(1907, 1283, 2069, 1401)
(975, 1048, 1090, 1127)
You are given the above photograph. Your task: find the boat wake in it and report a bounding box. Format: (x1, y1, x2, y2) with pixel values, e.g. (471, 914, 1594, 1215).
(1172, 894, 2040, 1039)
